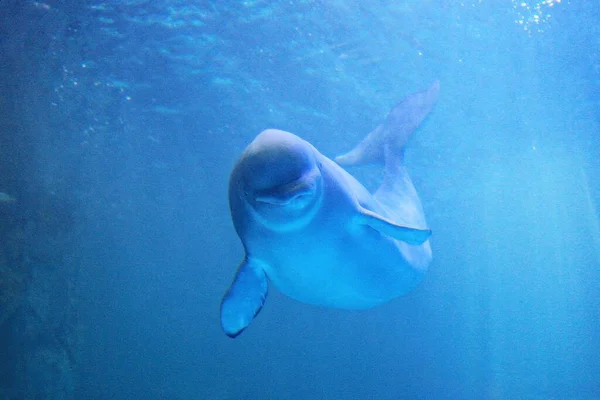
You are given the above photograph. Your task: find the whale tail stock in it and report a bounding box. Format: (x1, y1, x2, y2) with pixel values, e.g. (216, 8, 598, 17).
(336, 81, 439, 231)
(334, 80, 440, 167)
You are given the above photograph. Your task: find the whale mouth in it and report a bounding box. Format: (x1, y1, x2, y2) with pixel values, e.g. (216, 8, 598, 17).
(254, 176, 316, 208)
(247, 166, 323, 232)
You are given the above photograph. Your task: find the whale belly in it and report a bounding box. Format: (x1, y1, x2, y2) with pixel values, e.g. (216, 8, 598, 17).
(258, 228, 427, 309)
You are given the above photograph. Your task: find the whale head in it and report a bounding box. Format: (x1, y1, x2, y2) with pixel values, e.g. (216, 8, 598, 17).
(233, 129, 324, 232)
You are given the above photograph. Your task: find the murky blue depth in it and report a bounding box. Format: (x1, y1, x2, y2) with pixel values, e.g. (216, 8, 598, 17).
(0, 1, 599, 399)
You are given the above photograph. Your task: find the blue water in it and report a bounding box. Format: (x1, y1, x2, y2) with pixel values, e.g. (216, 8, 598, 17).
(0, 1, 599, 399)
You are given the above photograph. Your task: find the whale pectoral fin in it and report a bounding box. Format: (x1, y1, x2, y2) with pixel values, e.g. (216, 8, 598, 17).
(357, 208, 432, 245)
(220, 258, 268, 338)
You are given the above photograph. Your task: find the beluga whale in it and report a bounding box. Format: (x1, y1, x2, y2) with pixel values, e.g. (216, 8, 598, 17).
(221, 81, 440, 338)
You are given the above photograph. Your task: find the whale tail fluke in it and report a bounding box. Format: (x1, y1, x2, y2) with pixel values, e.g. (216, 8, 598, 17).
(335, 81, 440, 167)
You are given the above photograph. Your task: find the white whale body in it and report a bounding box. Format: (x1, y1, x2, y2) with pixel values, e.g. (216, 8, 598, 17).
(221, 81, 440, 337)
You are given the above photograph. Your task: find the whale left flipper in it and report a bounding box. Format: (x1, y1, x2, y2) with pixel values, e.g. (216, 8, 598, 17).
(220, 258, 268, 338)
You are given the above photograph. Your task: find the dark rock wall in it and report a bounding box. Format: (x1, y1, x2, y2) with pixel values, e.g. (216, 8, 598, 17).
(0, 1, 83, 398)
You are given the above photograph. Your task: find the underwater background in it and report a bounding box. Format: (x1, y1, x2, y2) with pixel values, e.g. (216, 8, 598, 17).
(0, 0, 599, 399)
